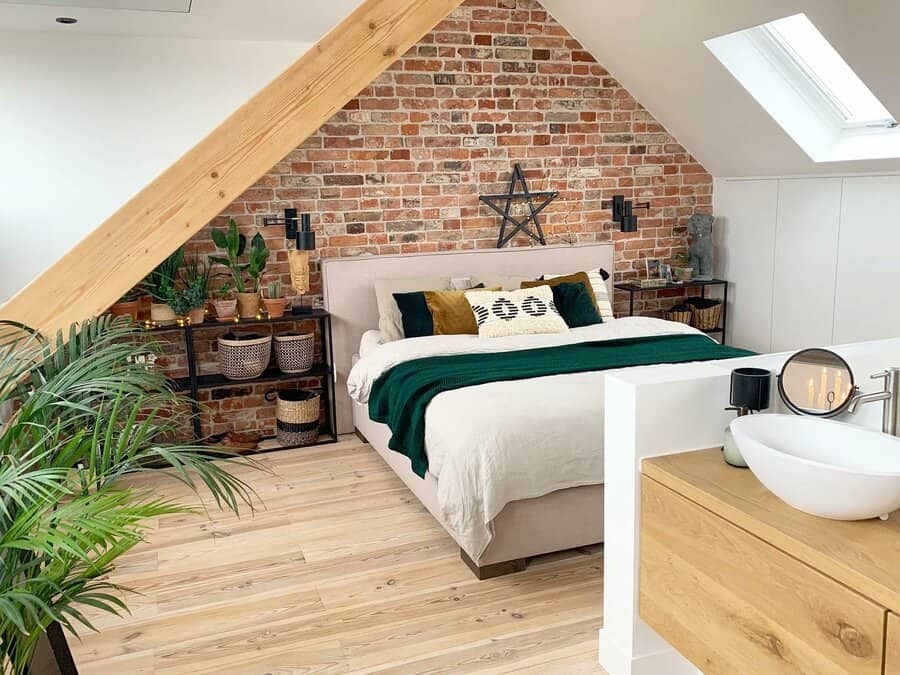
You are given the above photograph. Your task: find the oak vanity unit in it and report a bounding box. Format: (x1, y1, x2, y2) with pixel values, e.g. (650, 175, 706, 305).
(640, 448, 899, 675)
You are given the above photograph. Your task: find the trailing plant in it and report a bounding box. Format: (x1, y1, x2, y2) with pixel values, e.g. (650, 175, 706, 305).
(210, 220, 269, 293)
(265, 279, 283, 300)
(142, 247, 184, 303)
(0, 317, 259, 673)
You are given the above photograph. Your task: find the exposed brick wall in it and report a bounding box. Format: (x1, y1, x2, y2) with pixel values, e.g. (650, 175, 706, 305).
(157, 0, 712, 441)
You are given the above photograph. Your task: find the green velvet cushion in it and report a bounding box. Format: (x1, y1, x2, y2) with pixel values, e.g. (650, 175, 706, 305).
(551, 282, 602, 328)
(392, 291, 433, 338)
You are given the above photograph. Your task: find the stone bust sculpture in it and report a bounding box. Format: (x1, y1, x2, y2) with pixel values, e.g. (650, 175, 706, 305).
(686, 214, 714, 280)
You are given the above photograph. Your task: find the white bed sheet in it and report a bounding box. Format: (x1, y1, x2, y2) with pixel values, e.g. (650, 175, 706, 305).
(348, 317, 704, 557)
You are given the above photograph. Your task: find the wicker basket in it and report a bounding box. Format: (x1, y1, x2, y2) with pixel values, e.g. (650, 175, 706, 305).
(217, 333, 272, 380)
(266, 389, 320, 446)
(665, 308, 694, 325)
(274, 332, 314, 373)
(689, 301, 723, 331)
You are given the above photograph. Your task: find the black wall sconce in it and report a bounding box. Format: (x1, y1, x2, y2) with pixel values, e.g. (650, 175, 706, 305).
(601, 195, 650, 232)
(263, 208, 316, 251)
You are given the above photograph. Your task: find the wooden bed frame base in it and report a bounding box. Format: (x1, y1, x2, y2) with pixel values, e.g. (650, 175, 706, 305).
(460, 549, 528, 580)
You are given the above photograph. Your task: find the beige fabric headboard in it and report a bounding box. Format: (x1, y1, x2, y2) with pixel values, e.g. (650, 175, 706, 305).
(322, 243, 615, 433)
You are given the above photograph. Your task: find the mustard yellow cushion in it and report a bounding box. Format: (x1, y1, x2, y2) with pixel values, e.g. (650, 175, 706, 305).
(520, 271, 599, 311)
(425, 287, 500, 335)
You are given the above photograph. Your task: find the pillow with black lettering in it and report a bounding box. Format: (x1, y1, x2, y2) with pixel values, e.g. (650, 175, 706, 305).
(464, 285, 569, 338)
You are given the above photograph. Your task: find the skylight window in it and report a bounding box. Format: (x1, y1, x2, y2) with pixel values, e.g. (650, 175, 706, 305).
(705, 13, 900, 162)
(763, 14, 895, 128)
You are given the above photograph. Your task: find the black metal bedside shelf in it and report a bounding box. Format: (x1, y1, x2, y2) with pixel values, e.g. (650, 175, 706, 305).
(614, 278, 729, 344)
(146, 309, 337, 450)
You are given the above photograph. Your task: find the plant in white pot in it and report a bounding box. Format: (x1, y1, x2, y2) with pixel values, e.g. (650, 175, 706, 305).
(210, 219, 269, 319)
(0, 317, 258, 673)
(142, 247, 184, 325)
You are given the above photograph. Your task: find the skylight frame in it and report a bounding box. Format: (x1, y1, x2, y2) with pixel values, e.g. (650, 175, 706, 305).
(759, 14, 896, 131)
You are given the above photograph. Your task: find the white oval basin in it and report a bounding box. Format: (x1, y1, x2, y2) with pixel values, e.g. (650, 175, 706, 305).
(730, 414, 900, 520)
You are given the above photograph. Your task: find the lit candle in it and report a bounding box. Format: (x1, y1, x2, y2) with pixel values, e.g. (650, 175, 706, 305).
(817, 367, 828, 410)
(807, 378, 815, 408)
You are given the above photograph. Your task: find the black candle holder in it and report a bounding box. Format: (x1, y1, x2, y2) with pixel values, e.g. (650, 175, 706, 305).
(729, 367, 771, 414)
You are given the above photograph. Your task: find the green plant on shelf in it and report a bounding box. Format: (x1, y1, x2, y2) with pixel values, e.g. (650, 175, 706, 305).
(265, 279, 283, 300)
(0, 316, 259, 674)
(214, 281, 234, 300)
(141, 247, 184, 303)
(210, 219, 269, 293)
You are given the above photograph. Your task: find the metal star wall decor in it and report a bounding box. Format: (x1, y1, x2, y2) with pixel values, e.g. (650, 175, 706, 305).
(479, 163, 559, 248)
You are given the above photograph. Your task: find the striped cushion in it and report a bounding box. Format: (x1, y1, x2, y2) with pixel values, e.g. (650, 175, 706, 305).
(544, 268, 614, 321)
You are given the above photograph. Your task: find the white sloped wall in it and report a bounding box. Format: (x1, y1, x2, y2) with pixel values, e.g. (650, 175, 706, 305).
(0, 31, 307, 302)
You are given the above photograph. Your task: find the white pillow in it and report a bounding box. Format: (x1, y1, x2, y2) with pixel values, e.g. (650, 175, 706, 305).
(471, 274, 534, 291)
(465, 286, 569, 338)
(373, 276, 450, 342)
(544, 268, 614, 321)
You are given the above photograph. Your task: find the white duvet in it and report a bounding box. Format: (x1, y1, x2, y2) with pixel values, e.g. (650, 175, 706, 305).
(347, 317, 704, 558)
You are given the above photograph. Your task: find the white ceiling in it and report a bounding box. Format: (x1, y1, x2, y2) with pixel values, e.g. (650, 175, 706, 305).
(0, 0, 363, 42)
(541, 0, 900, 177)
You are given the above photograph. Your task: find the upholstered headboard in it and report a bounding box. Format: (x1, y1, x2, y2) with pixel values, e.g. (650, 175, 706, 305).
(322, 243, 615, 433)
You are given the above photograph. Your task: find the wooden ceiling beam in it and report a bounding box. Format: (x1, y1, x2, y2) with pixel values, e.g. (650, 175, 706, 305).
(1, 0, 464, 336)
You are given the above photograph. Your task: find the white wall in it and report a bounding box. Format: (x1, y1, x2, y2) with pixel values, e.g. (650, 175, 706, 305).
(0, 31, 308, 302)
(715, 173, 900, 352)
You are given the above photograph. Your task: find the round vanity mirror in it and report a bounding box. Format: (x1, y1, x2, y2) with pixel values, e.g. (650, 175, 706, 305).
(778, 348, 855, 417)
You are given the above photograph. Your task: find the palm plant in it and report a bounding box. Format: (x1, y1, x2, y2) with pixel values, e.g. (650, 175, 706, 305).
(0, 317, 258, 673)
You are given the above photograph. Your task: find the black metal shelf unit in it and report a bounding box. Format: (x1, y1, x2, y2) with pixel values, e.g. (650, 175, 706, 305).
(150, 309, 338, 450)
(613, 279, 729, 344)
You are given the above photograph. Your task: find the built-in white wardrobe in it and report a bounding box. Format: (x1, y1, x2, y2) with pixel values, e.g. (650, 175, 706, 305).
(714, 174, 900, 353)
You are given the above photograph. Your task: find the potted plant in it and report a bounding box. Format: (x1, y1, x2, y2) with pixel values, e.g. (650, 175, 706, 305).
(211, 282, 238, 322)
(262, 279, 287, 318)
(172, 254, 211, 325)
(142, 247, 184, 325)
(109, 287, 142, 322)
(673, 252, 694, 282)
(210, 219, 269, 319)
(0, 317, 256, 674)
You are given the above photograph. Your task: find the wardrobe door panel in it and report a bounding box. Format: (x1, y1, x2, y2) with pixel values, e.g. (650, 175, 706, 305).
(714, 178, 778, 352)
(772, 178, 841, 352)
(835, 176, 900, 344)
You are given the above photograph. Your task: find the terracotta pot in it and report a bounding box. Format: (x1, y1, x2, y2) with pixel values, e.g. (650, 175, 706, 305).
(150, 303, 176, 326)
(263, 297, 287, 319)
(237, 292, 261, 319)
(110, 299, 140, 322)
(212, 299, 238, 321)
(188, 307, 206, 325)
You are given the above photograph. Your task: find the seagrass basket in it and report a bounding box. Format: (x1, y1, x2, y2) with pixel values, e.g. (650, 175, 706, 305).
(665, 307, 693, 325)
(274, 332, 314, 373)
(265, 389, 320, 446)
(217, 333, 272, 380)
(689, 301, 723, 331)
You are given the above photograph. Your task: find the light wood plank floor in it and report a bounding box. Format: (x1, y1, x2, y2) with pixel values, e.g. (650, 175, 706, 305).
(69, 438, 605, 674)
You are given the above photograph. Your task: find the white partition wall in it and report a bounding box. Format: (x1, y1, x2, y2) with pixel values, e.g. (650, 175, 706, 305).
(715, 174, 900, 351)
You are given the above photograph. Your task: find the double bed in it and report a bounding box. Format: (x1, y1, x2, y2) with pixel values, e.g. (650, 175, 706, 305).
(323, 244, 747, 578)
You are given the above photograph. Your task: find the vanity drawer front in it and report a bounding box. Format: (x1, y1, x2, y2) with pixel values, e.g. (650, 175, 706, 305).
(888, 613, 900, 675)
(640, 476, 885, 675)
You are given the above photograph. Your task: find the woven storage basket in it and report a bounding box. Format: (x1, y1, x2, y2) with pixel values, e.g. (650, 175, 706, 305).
(274, 332, 314, 373)
(266, 389, 320, 446)
(217, 333, 272, 380)
(665, 308, 694, 325)
(690, 302, 723, 331)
